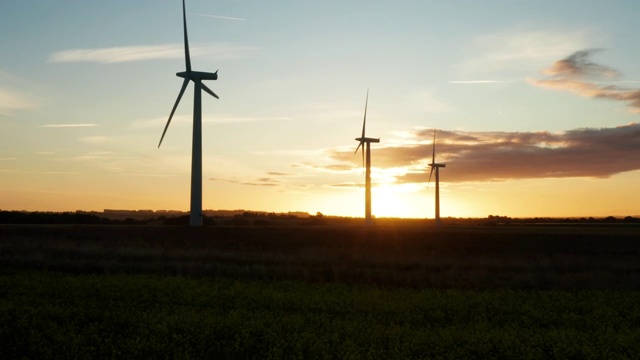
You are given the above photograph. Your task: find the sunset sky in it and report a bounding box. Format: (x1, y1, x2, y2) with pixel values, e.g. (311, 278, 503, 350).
(2, 0, 640, 218)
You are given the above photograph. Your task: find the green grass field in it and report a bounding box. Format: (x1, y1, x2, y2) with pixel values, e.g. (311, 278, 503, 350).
(2, 271, 640, 359)
(2, 224, 640, 358)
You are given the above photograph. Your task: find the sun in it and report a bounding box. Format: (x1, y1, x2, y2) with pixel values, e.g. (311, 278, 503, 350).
(372, 183, 428, 218)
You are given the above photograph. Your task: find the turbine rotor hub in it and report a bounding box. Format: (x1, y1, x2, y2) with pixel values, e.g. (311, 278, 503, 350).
(176, 70, 218, 81)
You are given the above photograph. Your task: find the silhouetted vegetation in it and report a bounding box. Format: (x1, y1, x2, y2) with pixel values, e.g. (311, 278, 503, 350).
(2, 271, 639, 359)
(1, 210, 638, 227)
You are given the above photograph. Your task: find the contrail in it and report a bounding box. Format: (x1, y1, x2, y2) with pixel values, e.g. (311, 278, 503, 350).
(40, 124, 98, 128)
(198, 14, 246, 21)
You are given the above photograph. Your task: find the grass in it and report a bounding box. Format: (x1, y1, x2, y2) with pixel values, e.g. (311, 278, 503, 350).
(1, 271, 640, 359)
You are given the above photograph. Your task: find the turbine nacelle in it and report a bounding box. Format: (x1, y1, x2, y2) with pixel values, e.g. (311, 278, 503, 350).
(355, 137, 380, 143)
(176, 70, 219, 81)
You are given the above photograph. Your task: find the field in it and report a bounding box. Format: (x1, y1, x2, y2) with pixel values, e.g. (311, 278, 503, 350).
(2, 223, 640, 358)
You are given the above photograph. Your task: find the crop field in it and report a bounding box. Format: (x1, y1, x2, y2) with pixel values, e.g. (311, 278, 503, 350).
(1, 223, 640, 358)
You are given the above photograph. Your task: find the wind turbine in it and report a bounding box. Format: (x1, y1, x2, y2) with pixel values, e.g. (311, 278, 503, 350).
(158, 0, 219, 226)
(354, 90, 380, 226)
(427, 129, 446, 226)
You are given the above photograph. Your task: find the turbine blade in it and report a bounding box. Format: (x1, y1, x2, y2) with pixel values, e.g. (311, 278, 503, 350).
(432, 129, 436, 164)
(354, 142, 362, 155)
(361, 89, 368, 138)
(182, 0, 192, 72)
(201, 82, 219, 99)
(427, 167, 435, 187)
(158, 78, 190, 148)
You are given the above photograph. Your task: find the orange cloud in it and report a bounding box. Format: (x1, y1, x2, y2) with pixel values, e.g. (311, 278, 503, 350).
(326, 123, 640, 183)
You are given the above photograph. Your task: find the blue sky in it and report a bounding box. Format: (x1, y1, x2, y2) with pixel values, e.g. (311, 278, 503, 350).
(2, 0, 640, 217)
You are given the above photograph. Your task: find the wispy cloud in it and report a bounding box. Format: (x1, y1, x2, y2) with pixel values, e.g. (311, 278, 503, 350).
(49, 44, 259, 64)
(0, 87, 37, 115)
(118, 173, 176, 177)
(328, 182, 362, 189)
(459, 29, 592, 76)
(0, 157, 17, 161)
(73, 151, 113, 161)
(130, 115, 292, 129)
(529, 49, 640, 113)
(78, 136, 111, 144)
(210, 176, 280, 187)
(541, 49, 619, 78)
(41, 123, 98, 128)
(129, 116, 187, 130)
(324, 123, 640, 183)
(198, 14, 246, 21)
(0, 169, 79, 175)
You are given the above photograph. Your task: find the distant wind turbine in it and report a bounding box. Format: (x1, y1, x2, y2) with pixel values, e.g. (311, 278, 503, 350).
(354, 90, 380, 226)
(427, 129, 446, 226)
(158, 0, 219, 227)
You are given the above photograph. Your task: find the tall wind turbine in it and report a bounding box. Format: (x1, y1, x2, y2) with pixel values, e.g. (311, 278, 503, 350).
(158, 0, 219, 226)
(354, 90, 380, 226)
(427, 129, 446, 226)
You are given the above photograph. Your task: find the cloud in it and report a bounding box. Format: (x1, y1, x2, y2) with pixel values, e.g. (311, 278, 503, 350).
(529, 49, 640, 113)
(41, 123, 98, 128)
(0, 169, 79, 175)
(328, 182, 362, 189)
(0, 87, 37, 115)
(78, 136, 111, 144)
(324, 123, 640, 183)
(118, 173, 175, 177)
(130, 115, 292, 129)
(542, 49, 619, 78)
(0, 157, 17, 161)
(49, 44, 259, 64)
(210, 176, 280, 187)
(130, 116, 187, 130)
(73, 151, 113, 161)
(458, 29, 592, 77)
(291, 162, 356, 173)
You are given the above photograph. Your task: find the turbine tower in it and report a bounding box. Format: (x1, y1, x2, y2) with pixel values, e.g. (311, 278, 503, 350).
(427, 129, 446, 226)
(158, 0, 219, 226)
(354, 90, 380, 226)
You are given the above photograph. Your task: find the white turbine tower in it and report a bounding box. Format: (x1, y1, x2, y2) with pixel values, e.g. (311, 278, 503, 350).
(354, 90, 380, 226)
(427, 129, 446, 226)
(158, 0, 219, 227)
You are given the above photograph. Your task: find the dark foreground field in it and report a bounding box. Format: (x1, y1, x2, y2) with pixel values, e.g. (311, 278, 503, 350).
(2, 223, 640, 289)
(2, 223, 640, 358)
